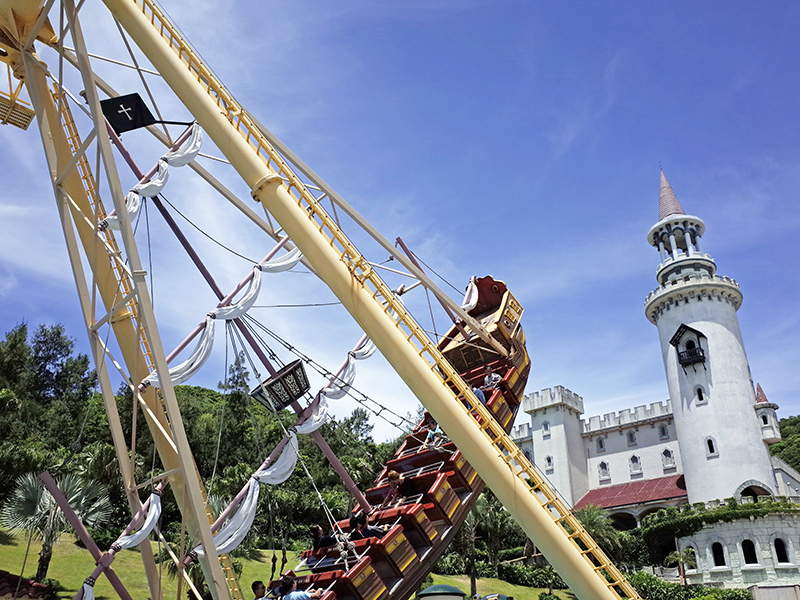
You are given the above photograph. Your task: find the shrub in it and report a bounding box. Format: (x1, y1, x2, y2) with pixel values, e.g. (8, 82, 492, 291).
(475, 561, 497, 578)
(689, 590, 752, 600)
(433, 552, 465, 575)
(625, 572, 752, 600)
(496, 563, 566, 589)
(538, 594, 559, 600)
(498, 546, 525, 562)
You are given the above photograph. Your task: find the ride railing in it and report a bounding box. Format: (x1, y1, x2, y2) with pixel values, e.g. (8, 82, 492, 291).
(126, 1, 640, 597)
(54, 86, 156, 373)
(54, 80, 243, 600)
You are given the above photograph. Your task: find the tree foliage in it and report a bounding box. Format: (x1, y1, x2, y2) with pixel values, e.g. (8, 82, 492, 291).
(770, 415, 800, 473)
(0, 321, 405, 575)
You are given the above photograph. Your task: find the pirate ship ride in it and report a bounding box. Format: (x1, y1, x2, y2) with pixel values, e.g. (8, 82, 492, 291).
(0, 1, 641, 599)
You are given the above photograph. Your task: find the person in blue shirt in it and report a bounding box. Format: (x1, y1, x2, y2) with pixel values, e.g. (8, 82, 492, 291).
(277, 575, 322, 600)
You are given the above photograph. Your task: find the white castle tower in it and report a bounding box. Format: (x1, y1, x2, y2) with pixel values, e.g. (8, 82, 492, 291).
(643, 172, 776, 504)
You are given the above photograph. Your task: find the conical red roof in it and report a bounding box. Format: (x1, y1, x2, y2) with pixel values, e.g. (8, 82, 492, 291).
(755, 383, 768, 404)
(659, 170, 685, 220)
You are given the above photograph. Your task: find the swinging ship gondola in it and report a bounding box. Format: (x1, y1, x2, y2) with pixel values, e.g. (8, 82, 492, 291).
(281, 276, 530, 600)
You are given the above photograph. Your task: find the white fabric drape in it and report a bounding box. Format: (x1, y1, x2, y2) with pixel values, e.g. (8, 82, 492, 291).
(253, 434, 299, 484)
(212, 269, 263, 320)
(257, 246, 303, 273)
(194, 479, 260, 559)
(351, 338, 376, 360)
(104, 125, 202, 230)
(163, 125, 203, 167)
(80, 583, 95, 600)
(321, 358, 356, 400)
(133, 159, 170, 197)
(295, 398, 329, 434)
(461, 277, 479, 311)
(321, 336, 378, 400)
(142, 246, 306, 388)
(193, 435, 298, 559)
(115, 493, 162, 550)
(144, 316, 215, 388)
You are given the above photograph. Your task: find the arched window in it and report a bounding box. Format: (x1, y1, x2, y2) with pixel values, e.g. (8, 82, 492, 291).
(685, 546, 696, 570)
(706, 437, 718, 457)
(542, 421, 551, 438)
(775, 538, 790, 564)
(596, 437, 605, 453)
(712, 542, 726, 567)
(545, 455, 554, 471)
(659, 424, 669, 439)
(762, 414, 769, 425)
(662, 448, 676, 468)
(627, 430, 637, 446)
(685, 339, 696, 350)
(598, 461, 610, 481)
(696, 386, 706, 404)
(742, 539, 758, 564)
(629, 455, 642, 474)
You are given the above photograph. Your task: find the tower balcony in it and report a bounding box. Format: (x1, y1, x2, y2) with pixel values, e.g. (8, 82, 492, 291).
(678, 347, 705, 367)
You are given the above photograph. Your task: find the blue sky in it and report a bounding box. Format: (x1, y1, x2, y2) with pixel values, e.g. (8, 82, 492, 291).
(0, 1, 798, 441)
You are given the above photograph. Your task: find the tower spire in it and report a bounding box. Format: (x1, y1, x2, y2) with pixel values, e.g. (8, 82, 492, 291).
(659, 170, 685, 220)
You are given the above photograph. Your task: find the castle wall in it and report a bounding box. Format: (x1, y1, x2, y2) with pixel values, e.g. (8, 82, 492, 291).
(681, 514, 800, 588)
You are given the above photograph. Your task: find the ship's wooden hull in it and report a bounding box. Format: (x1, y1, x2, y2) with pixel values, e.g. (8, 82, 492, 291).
(282, 277, 530, 600)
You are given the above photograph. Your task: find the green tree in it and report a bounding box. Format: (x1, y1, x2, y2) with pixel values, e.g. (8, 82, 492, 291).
(573, 505, 622, 558)
(664, 545, 696, 585)
(1, 472, 111, 580)
(770, 415, 800, 473)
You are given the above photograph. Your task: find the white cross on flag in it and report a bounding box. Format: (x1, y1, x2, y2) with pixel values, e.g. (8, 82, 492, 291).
(100, 93, 156, 134)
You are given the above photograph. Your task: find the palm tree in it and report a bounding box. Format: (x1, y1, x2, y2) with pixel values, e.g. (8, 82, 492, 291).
(664, 546, 696, 585)
(1, 472, 110, 579)
(573, 505, 622, 558)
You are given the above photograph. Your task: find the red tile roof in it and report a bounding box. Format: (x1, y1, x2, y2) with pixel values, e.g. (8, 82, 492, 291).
(0, 569, 50, 599)
(574, 474, 687, 511)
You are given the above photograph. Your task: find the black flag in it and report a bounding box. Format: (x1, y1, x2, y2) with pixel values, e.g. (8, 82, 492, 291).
(100, 93, 156, 134)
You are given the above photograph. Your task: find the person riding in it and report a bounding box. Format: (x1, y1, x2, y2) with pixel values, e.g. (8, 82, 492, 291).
(277, 575, 323, 600)
(252, 581, 267, 600)
(480, 365, 502, 398)
(348, 511, 385, 540)
(376, 470, 417, 511)
(309, 524, 336, 552)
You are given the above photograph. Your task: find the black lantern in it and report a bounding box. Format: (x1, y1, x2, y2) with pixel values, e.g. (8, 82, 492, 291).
(250, 359, 310, 412)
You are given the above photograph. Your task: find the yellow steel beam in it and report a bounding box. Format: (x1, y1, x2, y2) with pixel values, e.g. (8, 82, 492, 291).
(102, 1, 635, 599)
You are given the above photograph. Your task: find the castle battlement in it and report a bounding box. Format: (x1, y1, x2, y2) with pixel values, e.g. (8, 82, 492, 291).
(522, 386, 584, 415)
(582, 400, 672, 434)
(511, 422, 531, 441)
(644, 272, 742, 324)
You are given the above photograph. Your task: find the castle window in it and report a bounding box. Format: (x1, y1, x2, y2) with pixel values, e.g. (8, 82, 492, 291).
(685, 546, 696, 571)
(659, 424, 669, 439)
(670, 324, 706, 367)
(775, 538, 790, 564)
(742, 539, 758, 565)
(542, 421, 551, 438)
(598, 461, 610, 481)
(596, 437, 605, 453)
(761, 414, 769, 425)
(626, 430, 637, 446)
(545, 455, 554, 471)
(662, 448, 676, 468)
(706, 437, 718, 457)
(712, 542, 726, 567)
(629, 455, 642, 475)
(696, 386, 706, 404)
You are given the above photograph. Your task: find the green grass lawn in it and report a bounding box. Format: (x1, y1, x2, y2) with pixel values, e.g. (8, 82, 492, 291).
(0, 529, 572, 600)
(429, 574, 575, 600)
